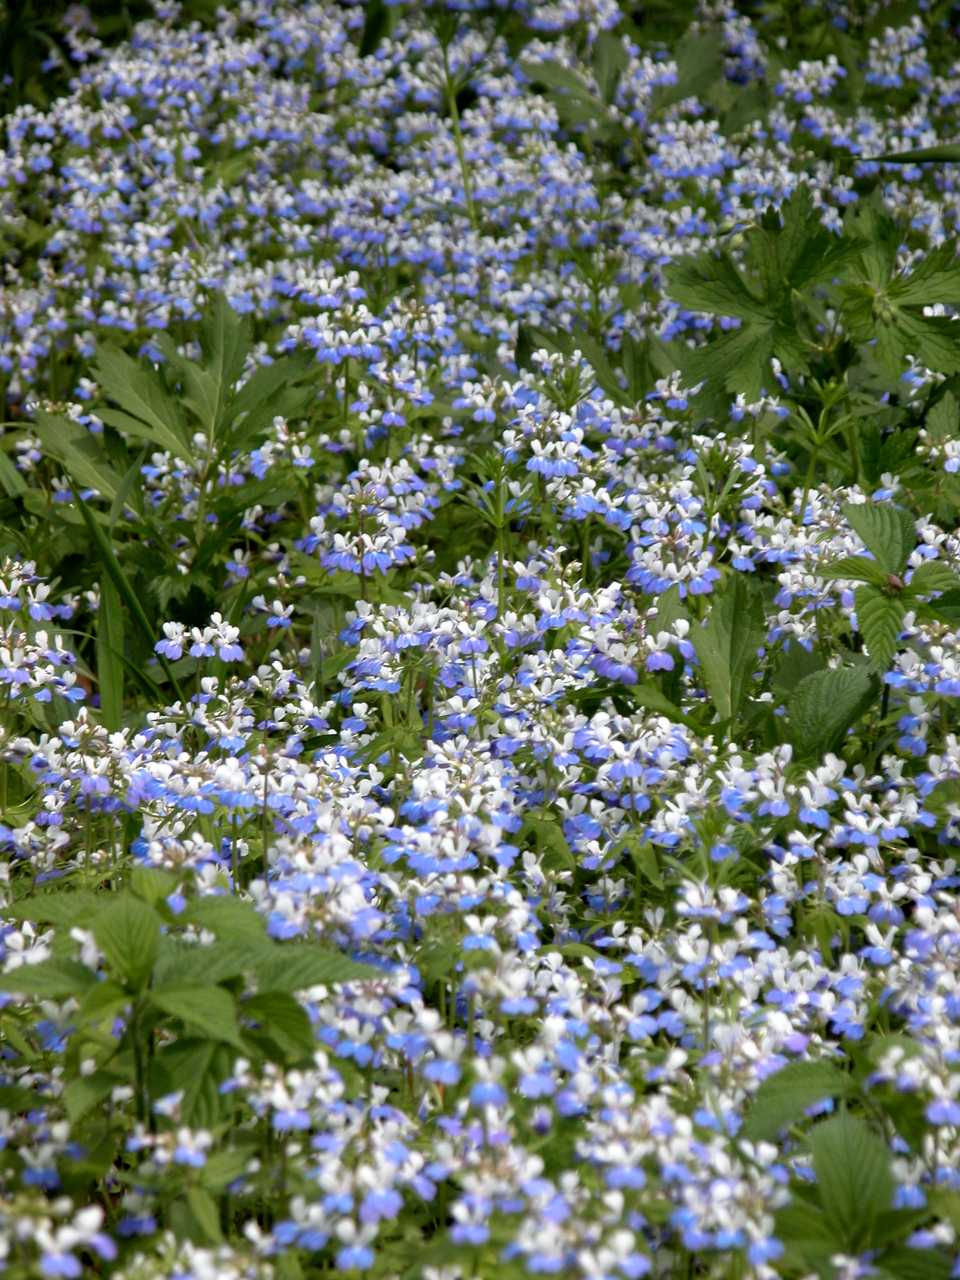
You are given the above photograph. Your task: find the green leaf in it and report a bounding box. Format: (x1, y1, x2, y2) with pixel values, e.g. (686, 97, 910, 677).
(180, 894, 268, 942)
(227, 351, 316, 450)
(93, 347, 191, 457)
(149, 983, 244, 1050)
(0, 958, 96, 999)
(521, 812, 577, 873)
(875, 1249, 954, 1280)
(786, 665, 877, 759)
(908, 560, 960, 596)
(75, 979, 130, 1025)
(808, 1111, 895, 1250)
(32, 409, 123, 501)
(198, 293, 250, 432)
(841, 501, 916, 575)
(252, 945, 381, 991)
(97, 574, 125, 731)
(652, 29, 725, 113)
(153, 938, 256, 987)
(241, 991, 316, 1064)
(771, 642, 824, 699)
(93, 894, 160, 990)
(186, 1186, 223, 1245)
(593, 31, 627, 105)
(774, 1198, 844, 1270)
(869, 144, 960, 163)
(129, 866, 176, 906)
(890, 241, 960, 307)
(156, 1037, 232, 1128)
(855, 585, 906, 672)
(742, 1060, 852, 1142)
(817, 555, 891, 587)
(690, 575, 764, 726)
(520, 59, 601, 106)
(68, 485, 184, 702)
(0, 448, 25, 497)
(200, 1145, 254, 1194)
(64, 1070, 122, 1124)
(3, 891, 103, 927)
(617, 830, 663, 889)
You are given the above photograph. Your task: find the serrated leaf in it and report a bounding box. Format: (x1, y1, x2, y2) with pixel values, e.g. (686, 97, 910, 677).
(742, 1060, 852, 1142)
(841, 502, 916, 575)
(817, 555, 891, 587)
(690, 575, 764, 727)
(129, 866, 176, 906)
(241, 991, 316, 1064)
(153, 938, 256, 987)
(93, 894, 160, 990)
(32, 409, 123, 501)
(774, 1198, 844, 1268)
(786, 665, 876, 759)
(3, 891, 103, 927)
(156, 1037, 232, 1128)
(0, 958, 96, 999)
(808, 1112, 894, 1250)
(149, 983, 244, 1050)
(253, 945, 381, 991)
(908, 560, 960, 596)
(180, 895, 268, 942)
(890, 241, 960, 307)
(93, 347, 190, 457)
(855, 585, 906, 672)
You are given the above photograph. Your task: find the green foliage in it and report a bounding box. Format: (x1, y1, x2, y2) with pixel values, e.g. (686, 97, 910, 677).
(689, 574, 764, 731)
(786, 665, 877, 759)
(665, 187, 861, 403)
(742, 1059, 852, 1142)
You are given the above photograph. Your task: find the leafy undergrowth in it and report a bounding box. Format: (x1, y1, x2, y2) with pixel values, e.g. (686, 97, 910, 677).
(4, 2, 960, 1278)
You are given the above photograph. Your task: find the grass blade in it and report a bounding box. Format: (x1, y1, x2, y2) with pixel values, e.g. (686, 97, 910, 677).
(68, 482, 184, 704)
(96, 575, 125, 730)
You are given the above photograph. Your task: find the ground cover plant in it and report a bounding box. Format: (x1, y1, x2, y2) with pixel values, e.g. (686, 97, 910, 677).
(7, 0, 960, 1275)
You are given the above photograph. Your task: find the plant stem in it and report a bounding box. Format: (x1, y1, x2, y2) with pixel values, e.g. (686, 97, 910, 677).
(442, 44, 478, 231)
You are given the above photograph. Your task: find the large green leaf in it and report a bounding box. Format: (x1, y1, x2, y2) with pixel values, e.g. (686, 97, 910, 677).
(149, 983, 244, 1050)
(855, 585, 906, 672)
(93, 347, 191, 457)
(786, 665, 877, 759)
(841, 501, 916, 575)
(253, 945, 381, 991)
(3, 891, 103, 927)
(743, 1060, 853, 1142)
(198, 292, 251, 437)
(156, 1037, 232, 1128)
(32, 409, 124, 501)
(180, 895, 268, 942)
(808, 1112, 895, 1250)
(690, 575, 765, 727)
(93, 894, 160, 990)
(0, 957, 96, 999)
(241, 990, 316, 1064)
